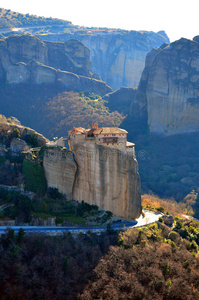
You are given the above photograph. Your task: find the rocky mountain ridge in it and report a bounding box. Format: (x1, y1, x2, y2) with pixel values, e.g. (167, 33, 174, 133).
(0, 34, 112, 96)
(0, 8, 169, 90)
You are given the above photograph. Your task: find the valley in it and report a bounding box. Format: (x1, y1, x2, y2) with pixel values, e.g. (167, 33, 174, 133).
(0, 6, 199, 299)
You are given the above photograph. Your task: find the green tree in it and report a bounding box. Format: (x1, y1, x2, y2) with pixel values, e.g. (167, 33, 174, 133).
(22, 160, 46, 195)
(17, 228, 25, 243)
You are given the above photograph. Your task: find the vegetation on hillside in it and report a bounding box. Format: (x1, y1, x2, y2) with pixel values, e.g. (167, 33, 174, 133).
(80, 221, 199, 299)
(0, 217, 199, 299)
(0, 8, 127, 38)
(22, 160, 46, 196)
(0, 229, 117, 299)
(0, 85, 124, 138)
(1, 84, 199, 208)
(0, 8, 71, 29)
(0, 188, 114, 226)
(141, 193, 195, 217)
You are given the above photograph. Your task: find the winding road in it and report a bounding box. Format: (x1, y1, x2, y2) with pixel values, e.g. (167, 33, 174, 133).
(0, 210, 162, 235)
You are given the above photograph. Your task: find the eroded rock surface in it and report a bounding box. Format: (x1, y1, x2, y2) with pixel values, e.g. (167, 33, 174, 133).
(43, 145, 141, 220)
(10, 138, 30, 154)
(136, 38, 199, 135)
(78, 30, 169, 90)
(0, 35, 112, 96)
(43, 148, 77, 200)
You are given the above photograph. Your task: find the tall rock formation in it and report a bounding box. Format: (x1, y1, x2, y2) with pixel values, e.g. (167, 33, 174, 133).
(0, 11, 169, 90)
(1, 35, 92, 77)
(78, 30, 169, 90)
(0, 35, 112, 96)
(43, 149, 77, 200)
(135, 37, 199, 135)
(37, 29, 169, 90)
(43, 144, 141, 220)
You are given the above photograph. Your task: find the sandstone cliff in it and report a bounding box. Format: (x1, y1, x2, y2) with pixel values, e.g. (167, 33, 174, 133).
(0, 11, 169, 91)
(135, 38, 199, 135)
(2, 35, 92, 77)
(78, 31, 169, 90)
(43, 145, 141, 220)
(0, 35, 112, 96)
(43, 149, 77, 200)
(36, 30, 169, 90)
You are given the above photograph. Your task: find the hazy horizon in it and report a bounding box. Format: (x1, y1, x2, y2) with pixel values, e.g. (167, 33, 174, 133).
(0, 0, 198, 43)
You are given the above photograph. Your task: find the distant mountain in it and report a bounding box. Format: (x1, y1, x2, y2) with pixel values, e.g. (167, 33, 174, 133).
(0, 34, 111, 96)
(0, 33, 123, 139)
(0, 7, 71, 29)
(0, 8, 170, 90)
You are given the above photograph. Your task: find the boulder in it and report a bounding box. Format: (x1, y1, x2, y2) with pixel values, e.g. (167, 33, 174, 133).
(162, 215, 174, 226)
(10, 138, 30, 154)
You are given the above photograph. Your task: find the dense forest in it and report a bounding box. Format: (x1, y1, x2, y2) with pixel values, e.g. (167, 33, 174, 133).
(0, 217, 199, 299)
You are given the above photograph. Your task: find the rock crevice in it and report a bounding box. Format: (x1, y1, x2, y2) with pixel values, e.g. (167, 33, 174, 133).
(43, 145, 141, 220)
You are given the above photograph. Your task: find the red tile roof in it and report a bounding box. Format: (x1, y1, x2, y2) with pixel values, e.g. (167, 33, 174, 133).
(69, 126, 128, 135)
(93, 127, 128, 135)
(68, 127, 86, 134)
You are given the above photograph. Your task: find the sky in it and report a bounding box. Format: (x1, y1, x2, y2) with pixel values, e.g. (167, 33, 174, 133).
(0, 0, 198, 42)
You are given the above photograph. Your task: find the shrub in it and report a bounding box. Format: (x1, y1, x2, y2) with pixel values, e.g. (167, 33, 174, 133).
(190, 240, 198, 252)
(163, 262, 170, 277)
(175, 221, 183, 230)
(168, 231, 180, 244)
(47, 187, 62, 200)
(24, 133, 38, 147)
(22, 160, 46, 195)
(0, 156, 6, 164)
(157, 206, 165, 213)
(12, 128, 21, 139)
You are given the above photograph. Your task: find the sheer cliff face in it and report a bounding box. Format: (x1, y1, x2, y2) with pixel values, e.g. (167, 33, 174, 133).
(0, 35, 112, 96)
(79, 31, 169, 90)
(1, 35, 91, 77)
(43, 145, 141, 220)
(137, 38, 199, 135)
(43, 149, 77, 200)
